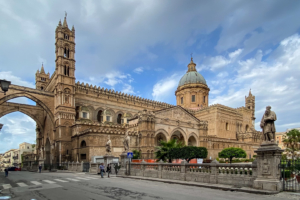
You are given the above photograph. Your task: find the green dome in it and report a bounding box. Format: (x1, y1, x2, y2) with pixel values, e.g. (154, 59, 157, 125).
(178, 71, 207, 87)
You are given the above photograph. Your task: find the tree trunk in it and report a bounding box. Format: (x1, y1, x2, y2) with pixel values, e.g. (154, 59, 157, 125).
(230, 157, 232, 164)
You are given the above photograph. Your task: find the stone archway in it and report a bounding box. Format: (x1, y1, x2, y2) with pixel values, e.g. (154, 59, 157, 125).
(155, 132, 167, 146)
(171, 130, 185, 145)
(188, 135, 197, 146)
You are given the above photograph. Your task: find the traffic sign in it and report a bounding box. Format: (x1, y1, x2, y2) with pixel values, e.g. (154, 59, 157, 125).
(127, 152, 133, 158)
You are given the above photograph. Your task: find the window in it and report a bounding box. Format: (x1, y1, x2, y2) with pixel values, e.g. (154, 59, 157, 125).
(192, 95, 195, 102)
(117, 114, 122, 124)
(203, 96, 205, 103)
(66, 150, 69, 155)
(64, 65, 69, 76)
(245, 125, 249, 131)
(106, 116, 111, 122)
(41, 86, 44, 90)
(64, 33, 69, 40)
(64, 48, 69, 58)
(81, 154, 86, 160)
(80, 141, 86, 147)
(82, 112, 87, 119)
(226, 123, 229, 130)
(97, 110, 103, 122)
(181, 97, 183, 104)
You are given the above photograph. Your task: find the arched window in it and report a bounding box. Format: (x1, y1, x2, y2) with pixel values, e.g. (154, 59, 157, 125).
(66, 150, 69, 155)
(226, 123, 229, 130)
(203, 96, 206, 103)
(64, 65, 69, 76)
(117, 114, 122, 124)
(41, 86, 44, 90)
(246, 125, 249, 131)
(81, 140, 86, 147)
(181, 97, 183, 104)
(64, 47, 69, 58)
(97, 110, 103, 122)
(75, 106, 80, 119)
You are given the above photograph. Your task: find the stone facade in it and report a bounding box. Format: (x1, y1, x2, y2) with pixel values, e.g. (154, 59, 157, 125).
(0, 15, 264, 165)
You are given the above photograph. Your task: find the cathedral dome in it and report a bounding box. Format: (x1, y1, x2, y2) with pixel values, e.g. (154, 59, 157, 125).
(178, 58, 206, 87)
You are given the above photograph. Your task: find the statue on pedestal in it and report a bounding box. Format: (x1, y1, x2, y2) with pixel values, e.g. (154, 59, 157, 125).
(260, 106, 277, 142)
(39, 148, 43, 159)
(123, 131, 130, 152)
(105, 136, 112, 155)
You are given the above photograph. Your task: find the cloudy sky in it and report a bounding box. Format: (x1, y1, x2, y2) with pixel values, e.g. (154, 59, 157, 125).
(1, 0, 300, 152)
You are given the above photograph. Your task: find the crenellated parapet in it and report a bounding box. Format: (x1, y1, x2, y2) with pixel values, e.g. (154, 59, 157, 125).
(75, 81, 174, 109)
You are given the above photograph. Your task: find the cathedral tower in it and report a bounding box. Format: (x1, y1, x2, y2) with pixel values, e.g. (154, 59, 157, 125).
(245, 89, 255, 127)
(175, 58, 210, 109)
(35, 64, 50, 90)
(53, 14, 76, 163)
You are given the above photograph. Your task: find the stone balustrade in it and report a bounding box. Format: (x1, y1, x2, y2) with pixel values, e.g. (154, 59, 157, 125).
(128, 160, 257, 187)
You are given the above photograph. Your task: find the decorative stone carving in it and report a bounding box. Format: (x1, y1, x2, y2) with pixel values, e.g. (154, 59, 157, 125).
(105, 135, 112, 155)
(260, 106, 277, 142)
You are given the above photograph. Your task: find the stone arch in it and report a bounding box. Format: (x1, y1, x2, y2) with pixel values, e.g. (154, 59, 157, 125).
(0, 92, 54, 125)
(0, 105, 44, 131)
(80, 140, 87, 147)
(114, 110, 124, 124)
(45, 138, 51, 165)
(95, 107, 105, 122)
(170, 127, 187, 144)
(187, 132, 198, 146)
(104, 109, 115, 122)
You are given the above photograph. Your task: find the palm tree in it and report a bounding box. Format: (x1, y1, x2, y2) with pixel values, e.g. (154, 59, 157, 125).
(283, 129, 300, 160)
(155, 139, 184, 163)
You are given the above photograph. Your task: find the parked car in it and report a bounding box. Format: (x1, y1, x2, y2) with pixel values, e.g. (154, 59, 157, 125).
(14, 167, 21, 171)
(7, 167, 16, 171)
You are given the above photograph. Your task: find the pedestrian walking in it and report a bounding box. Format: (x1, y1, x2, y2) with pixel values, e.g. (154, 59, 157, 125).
(39, 164, 42, 173)
(114, 163, 119, 175)
(106, 164, 111, 178)
(99, 163, 105, 178)
(4, 168, 8, 177)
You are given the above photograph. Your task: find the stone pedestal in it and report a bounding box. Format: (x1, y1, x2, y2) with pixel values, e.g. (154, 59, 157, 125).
(253, 142, 283, 191)
(103, 155, 114, 167)
(118, 152, 129, 175)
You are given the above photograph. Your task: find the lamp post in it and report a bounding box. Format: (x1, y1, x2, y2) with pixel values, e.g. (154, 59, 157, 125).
(0, 79, 11, 95)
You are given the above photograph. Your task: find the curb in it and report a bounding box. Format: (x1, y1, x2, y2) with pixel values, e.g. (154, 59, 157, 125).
(119, 176, 280, 195)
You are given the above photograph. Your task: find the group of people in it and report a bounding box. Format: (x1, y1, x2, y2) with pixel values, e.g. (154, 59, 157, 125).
(99, 163, 119, 178)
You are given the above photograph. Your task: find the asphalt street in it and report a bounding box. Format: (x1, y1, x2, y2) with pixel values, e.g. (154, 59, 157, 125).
(0, 171, 298, 200)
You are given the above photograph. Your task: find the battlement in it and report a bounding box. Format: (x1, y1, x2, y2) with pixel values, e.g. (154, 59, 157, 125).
(192, 103, 247, 116)
(75, 81, 174, 109)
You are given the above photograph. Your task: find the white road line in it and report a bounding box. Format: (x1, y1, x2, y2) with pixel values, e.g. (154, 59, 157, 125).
(2, 184, 12, 189)
(54, 179, 69, 183)
(43, 180, 56, 184)
(66, 178, 79, 182)
(31, 181, 42, 185)
(75, 177, 90, 180)
(16, 182, 28, 187)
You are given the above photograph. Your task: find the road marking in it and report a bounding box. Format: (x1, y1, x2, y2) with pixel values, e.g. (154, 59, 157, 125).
(54, 179, 69, 183)
(2, 184, 12, 189)
(16, 182, 28, 187)
(66, 178, 79, 182)
(75, 177, 90, 180)
(43, 180, 56, 184)
(31, 181, 42, 185)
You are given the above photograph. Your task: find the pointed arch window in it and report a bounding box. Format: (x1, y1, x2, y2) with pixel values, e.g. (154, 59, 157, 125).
(97, 110, 103, 123)
(64, 47, 69, 58)
(117, 114, 122, 124)
(64, 65, 70, 76)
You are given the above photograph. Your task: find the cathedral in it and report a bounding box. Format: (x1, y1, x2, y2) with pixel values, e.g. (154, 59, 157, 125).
(28, 15, 263, 164)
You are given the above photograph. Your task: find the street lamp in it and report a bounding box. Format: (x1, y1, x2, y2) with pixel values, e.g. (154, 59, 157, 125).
(0, 79, 11, 95)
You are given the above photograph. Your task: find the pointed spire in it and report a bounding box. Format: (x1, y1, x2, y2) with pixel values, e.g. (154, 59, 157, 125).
(63, 11, 68, 28)
(40, 63, 45, 74)
(249, 89, 252, 96)
(72, 25, 75, 32)
(58, 19, 62, 27)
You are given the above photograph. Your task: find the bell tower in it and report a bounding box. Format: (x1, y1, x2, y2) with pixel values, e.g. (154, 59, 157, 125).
(245, 89, 255, 128)
(53, 13, 76, 163)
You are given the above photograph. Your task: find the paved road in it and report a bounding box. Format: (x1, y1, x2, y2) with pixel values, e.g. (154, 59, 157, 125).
(0, 171, 298, 200)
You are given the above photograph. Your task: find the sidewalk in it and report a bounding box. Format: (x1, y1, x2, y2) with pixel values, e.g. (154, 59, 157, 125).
(118, 175, 280, 195)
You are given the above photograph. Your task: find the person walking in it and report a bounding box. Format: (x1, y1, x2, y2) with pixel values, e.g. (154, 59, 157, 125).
(114, 163, 119, 175)
(106, 164, 111, 178)
(39, 164, 42, 173)
(4, 168, 8, 177)
(99, 163, 105, 178)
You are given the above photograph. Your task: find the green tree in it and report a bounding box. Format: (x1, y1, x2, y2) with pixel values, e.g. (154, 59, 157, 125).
(218, 147, 247, 164)
(132, 150, 141, 159)
(155, 139, 184, 163)
(170, 146, 207, 162)
(283, 129, 300, 160)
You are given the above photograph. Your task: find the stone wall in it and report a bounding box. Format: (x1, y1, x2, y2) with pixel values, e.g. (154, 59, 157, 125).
(128, 160, 257, 188)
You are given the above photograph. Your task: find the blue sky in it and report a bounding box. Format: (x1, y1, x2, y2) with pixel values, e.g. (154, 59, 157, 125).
(1, 0, 300, 152)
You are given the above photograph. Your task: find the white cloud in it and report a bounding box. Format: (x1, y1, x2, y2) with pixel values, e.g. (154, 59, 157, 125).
(0, 71, 35, 88)
(229, 49, 243, 59)
(133, 67, 144, 74)
(122, 83, 135, 94)
(152, 73, 181, 102)
(209, 34, 300, 131)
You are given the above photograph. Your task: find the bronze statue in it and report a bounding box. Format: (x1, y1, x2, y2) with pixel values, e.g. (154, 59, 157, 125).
(123, 131, 130, 152)
(260, 106, 277, 142)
